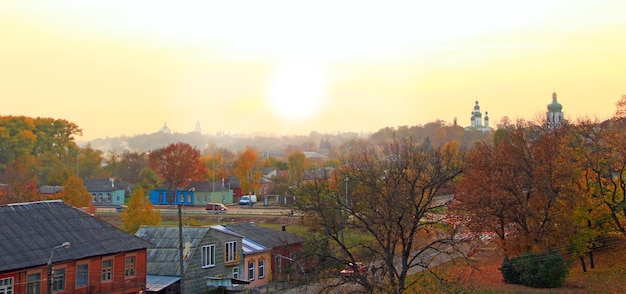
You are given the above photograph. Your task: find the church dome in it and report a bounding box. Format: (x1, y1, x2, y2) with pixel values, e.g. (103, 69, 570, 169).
(547, 92, 562, 112)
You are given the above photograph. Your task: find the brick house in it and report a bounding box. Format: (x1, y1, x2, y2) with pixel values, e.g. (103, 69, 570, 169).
(135, 225, 248, 293)
(0, 200, 149, 294)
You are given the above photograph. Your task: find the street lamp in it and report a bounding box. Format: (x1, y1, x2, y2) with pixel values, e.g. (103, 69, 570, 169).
(178, 187, 194, 294)
(47, 242, 70, 294)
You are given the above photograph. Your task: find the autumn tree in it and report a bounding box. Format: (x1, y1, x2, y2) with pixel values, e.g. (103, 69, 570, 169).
(572, 117, 626, 238)
(2, 156, 40, 203)
(122, 185, 161, 234)
(615, 94, 626, 118)
(0, 115, 82, 186)
(148, 142, 207, 202)
(297, 137, 465, 294)
(104, 150, 149, 184)
(54, 174, 95, 213)
(148, 142, 206, 294)
(77, 145, 105, 179)
(137, 168, 160, 191)
(234, 146, 261, 195)
(203, 149, 232, 182)
(288, 151, 306, 188)
(454, 121, 580, 256)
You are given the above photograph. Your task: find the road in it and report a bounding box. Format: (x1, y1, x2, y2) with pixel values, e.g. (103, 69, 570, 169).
(98, 204, 293, 216)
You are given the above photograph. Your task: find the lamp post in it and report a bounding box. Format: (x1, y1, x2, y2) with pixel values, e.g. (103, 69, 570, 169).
(178, 187, 194, 294)
(47, 242, 70, 294)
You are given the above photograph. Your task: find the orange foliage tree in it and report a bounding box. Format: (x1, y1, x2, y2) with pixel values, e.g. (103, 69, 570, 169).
(454, 121, 581, 256)
(148, 142, 207, 203)
(234, 146, 261, 195)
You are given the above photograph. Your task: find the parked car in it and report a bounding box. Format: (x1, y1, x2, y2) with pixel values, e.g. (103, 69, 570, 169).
(239, 195, 257, 205)
(205, 203, 227, 212)
(116, 205, 128, 212)
(340, 262, 367, 278)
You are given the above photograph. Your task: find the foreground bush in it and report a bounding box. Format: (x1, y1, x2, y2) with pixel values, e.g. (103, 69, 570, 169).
(500, 250, 569, 288)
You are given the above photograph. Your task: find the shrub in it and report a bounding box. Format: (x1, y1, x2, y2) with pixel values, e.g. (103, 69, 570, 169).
(500, 250, 569, 288)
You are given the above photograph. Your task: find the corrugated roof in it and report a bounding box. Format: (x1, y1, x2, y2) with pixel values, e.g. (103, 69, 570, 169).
(83, 178, 131, 192)
(146, 275, 180, 292)
(135, 226, 210, 276)
(0, 200, 149, 273)
(214, 225, 269, 254)
(223, 222, 304, 249)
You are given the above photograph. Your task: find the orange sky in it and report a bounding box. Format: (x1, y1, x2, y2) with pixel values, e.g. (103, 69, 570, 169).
(2, 1, 626, 141)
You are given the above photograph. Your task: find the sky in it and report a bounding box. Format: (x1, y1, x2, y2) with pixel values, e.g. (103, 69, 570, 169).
(2, 1, 626, 141)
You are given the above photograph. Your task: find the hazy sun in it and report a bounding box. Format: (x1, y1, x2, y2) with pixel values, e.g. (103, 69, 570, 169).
(267, 61, 327, 120)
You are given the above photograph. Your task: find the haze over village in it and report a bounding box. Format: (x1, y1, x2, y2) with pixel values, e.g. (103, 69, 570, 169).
(3, 2, 626, 294)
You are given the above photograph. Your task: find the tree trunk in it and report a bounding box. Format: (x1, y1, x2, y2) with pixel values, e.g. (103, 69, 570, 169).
(579, 256, 587, 272)
(589, 250, 595, 269)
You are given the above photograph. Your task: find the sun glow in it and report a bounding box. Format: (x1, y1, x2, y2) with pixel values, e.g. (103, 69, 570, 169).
(267, 61, 327, 120)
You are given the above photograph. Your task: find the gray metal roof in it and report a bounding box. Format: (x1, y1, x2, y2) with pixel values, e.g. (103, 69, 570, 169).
(213, 225, 269, 255)
(223, 222, 304, 249)
(135, 226, 210, 276)
(146, 275, 180, 292)
(0, 200, 149, 273)
(83, 178, 131, 192)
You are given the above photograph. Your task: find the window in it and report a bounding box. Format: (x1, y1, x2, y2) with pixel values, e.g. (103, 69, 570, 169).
(125, 256, 136, 277)
(27, 273, 40, 294)
(52, 268, 66, 292)
(259, 260, 265, 279)
(225, 241, 238, 263)
(179, 193, 184, 203)
(159, 192, 165, 203)
(106, 193, 112, 202)
(232, 267, 239, 279)
(98, 193, 103, 202)
(201, 244, 215, 268)
(92, 194, 96, 202)
(102, 259, 113, 281)
(76, 264, 89, 287)
(248, 262, 255, 281)
(186, 193, 191, 203)
(0, 277, 14, 294)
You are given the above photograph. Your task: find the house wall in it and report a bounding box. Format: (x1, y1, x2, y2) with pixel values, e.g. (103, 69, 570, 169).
(244, 251, 272, 289)
(271, 243, 304, 282)
(90, 189, 126, 206)
(149, 190, 195, 206)
(194, 190, 234, 206)
(183, 230, 244, 293)
(2, 249, 146, 294)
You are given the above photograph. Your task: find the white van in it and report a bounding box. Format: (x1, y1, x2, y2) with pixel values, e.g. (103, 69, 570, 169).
(239, 195, 257, 205)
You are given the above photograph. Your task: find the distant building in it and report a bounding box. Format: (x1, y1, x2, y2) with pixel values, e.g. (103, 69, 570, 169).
(159, 121, 171, 134)
(466, 100, 492, 132)
(546, 92, 565, 129)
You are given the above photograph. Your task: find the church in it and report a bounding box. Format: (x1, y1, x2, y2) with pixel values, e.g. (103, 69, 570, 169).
(546, 92, 564, 129)
(465, 100, 492, 132)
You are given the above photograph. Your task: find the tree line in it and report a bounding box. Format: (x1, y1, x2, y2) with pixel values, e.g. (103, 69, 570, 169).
(293, 96, 626, 293)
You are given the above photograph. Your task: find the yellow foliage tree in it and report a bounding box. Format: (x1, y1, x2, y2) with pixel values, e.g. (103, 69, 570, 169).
(54, 174, 95, 214)
(122, 186, 161, 234)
